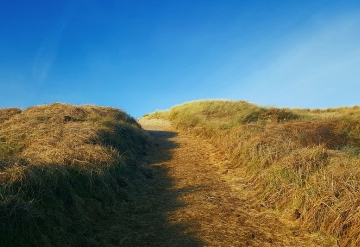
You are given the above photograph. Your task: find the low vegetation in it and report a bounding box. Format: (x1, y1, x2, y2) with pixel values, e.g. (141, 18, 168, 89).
(0, 103, 151, 246)
(148, 100, 360, 246)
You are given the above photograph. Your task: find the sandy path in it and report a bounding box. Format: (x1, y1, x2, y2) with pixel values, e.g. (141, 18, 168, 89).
(137, 117, 334, 247)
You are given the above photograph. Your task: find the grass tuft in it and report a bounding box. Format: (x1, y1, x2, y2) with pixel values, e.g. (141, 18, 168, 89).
(0, 108, 21, 124)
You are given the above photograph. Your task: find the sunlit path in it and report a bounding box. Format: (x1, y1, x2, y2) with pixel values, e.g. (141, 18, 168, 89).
(138, 117, 334, 247)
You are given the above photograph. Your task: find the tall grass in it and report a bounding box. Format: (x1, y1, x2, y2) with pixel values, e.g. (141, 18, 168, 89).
(0, 103, 151, 246)
(148, 100, 360, 246)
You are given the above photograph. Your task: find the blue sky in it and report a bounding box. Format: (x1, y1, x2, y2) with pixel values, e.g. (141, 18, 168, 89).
(1, 0, 359, 117)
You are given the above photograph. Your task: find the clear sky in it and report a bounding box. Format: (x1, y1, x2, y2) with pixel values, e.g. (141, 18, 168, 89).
(1, 0, 359, 117)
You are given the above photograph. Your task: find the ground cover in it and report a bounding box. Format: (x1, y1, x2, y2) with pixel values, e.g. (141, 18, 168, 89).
(147, 100, 360, 246)
(0, 103, 151, 246)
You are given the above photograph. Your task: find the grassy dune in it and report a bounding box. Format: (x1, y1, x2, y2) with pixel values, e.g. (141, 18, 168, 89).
(0, 103, 151, 246)
(148, 100, 360, 246)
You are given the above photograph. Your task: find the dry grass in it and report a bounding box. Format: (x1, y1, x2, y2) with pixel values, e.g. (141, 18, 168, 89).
(148, 99, 360, 246)
(0, 103, 152, 246)
(139, 119, 334, 246)
(0, 107, 21, 124)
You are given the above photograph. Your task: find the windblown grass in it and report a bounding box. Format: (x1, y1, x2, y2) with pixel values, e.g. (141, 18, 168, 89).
(0, 103, 151, 246)
(148, 100, 360, 246)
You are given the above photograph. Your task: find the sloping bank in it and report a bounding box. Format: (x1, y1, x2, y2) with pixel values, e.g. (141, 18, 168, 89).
(0, 103, 151, 246)
(148, 100, 360, 246)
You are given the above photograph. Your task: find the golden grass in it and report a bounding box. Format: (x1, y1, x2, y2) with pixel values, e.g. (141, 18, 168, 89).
(148, 99, 360, 246)
(0, 107, 21, 124)
(0, 103, 152, 246)
(139, 119, 334, 246)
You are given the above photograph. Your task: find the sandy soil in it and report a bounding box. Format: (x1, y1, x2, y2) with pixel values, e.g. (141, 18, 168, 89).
(136, 117, 335, 247)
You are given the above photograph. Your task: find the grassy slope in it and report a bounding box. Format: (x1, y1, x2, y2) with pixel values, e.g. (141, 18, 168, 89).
(0, 103, 152, 246)
(148, 100, 360, 246)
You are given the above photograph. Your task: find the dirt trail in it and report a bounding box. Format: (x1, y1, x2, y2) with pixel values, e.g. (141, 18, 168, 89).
(137, 117, 334, 247)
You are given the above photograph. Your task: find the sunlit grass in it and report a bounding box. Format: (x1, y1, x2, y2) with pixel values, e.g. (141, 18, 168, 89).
(148, 99, 360, 246)
(0, 103, 152, 246)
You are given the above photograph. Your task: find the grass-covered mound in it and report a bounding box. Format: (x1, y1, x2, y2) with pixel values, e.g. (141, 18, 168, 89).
(0, 103, 151, 246)
(148, 100, 360, 246)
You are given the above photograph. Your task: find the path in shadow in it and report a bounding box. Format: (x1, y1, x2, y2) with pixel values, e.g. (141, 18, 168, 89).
(124, 129, 203, 247)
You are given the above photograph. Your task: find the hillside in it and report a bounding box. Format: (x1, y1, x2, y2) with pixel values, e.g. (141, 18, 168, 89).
(2, 100, 359, 246)
(138, 117, 335, 246)
(147, 100, 360, 246)
(0, 103, 152, 246)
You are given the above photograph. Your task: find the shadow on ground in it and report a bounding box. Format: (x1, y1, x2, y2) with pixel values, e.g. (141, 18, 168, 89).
(121, 129, 203, 247)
